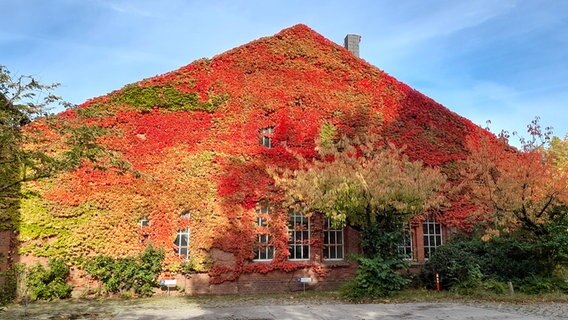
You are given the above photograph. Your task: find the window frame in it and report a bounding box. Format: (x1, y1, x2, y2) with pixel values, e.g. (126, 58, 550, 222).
(259, 127, 274, 148)
(423, 217, 442, 260)
(323, 217, 344, 261)
(397, 223, 414, 261)
(139, 216, 150, 227)
(253, 203, 274, 261)
(288, 211, 310, 261)
(174, 212, 191, 260)
(174, 227, 190, 260)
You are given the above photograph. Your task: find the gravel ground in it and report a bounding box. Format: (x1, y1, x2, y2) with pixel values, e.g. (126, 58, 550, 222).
(1, 296, 567, 319)
(465, 302, 568, 320)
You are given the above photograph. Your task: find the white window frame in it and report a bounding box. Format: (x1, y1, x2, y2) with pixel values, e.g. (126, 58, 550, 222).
(139, 217, 149, 227)
(260, 127, 274, 148)
(323, 217, 344, 260)
(254, 203, 274, 261)
(288, 211, 310, 260)
(423, 217, 442, 260)
(397, 223, 413, 261)
(174, 227, 190, 260)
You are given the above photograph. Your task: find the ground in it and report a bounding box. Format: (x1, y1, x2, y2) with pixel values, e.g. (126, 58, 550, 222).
(2, 293, 567, 320)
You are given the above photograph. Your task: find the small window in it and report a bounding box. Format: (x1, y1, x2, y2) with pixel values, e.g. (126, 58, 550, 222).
(260, 127, 274, 148)
(174, 227, 190, 259)
(288, 211, 310, 260)
(139, 217, 149, 227)
(180, 211, 191, 219)
(254, 203, 274, 261)
(323, 218, 344, 260)
(397, 224, 413, 260)
(423, 217, 442, 259)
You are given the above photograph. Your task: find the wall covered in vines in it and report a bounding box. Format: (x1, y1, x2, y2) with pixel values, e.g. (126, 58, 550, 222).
(15, 24, 493, 282)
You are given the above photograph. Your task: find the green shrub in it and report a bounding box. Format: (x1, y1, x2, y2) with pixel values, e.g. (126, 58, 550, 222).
(481, 238, 549, 280)
(421, 239, 484, 290)
(0, 265, 19, 305)
(482, 279, 508, 294)
(341, 256, 410, 299)
(518, 275, 555, 294)
(26, 258, 72, 301)
(84, 245, 164, 297)
(422, 236, 561, 289)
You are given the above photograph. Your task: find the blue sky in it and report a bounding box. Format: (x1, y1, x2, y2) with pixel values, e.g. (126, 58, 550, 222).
(1, 0, 567, 139)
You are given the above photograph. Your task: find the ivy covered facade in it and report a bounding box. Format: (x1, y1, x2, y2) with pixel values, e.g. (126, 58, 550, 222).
(1, 24, 492, 293)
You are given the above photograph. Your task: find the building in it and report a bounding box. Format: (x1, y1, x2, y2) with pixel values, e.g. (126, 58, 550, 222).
(0, 24, 490, 294)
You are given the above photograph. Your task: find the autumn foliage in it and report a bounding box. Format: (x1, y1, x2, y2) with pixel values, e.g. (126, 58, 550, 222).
(459, 124, 568, 238)
(13, 24, 503, 282)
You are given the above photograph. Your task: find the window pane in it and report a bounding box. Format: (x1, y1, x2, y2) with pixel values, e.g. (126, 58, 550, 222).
(180, 234, 188, 247)
(174, 235, 181, 246)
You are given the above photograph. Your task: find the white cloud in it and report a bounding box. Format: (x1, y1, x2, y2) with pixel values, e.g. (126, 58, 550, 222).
(379, 0, 517, 49)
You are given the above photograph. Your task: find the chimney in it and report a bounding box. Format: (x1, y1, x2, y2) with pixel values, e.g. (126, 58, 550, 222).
(344, 34, 361, 57)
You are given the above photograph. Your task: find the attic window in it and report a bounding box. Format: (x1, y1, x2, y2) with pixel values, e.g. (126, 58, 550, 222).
(139, 217, 150, 227)
(259, 127, 274, 148)
(180, 211, 191, 219)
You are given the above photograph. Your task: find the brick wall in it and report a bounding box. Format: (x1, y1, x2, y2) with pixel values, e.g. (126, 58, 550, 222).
(174, 264, 358, 295)
(0, 230, 15, 270)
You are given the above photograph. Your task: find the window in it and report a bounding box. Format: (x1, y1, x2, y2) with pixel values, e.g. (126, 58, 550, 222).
(139, 217, 149, 227)
(423, 217, 442, 259)
(254, 203, 274, 261)
(180, 211, 191, 219)
(397, 224, 413, 260)
(288, 211, 310, 260)
(174, 227, 190, 259)
(174, 211, 191, 259)
(323, 218, 344, 260)
(260, 127, 274, 148)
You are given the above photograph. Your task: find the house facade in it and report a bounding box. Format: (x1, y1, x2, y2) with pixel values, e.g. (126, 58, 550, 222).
(1, 24, 487, 294)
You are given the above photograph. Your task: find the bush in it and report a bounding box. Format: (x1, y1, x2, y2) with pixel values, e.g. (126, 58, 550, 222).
(421, 233, 568, 294)
(26, 258, 72, 301)
(341, 256, 410, 299)
(481, 238, 550, 280)
(421, 239, 484, 290)
(482, 279, 508, 294)
(84, 245, 164, 297)
(0, 265, 19, 306)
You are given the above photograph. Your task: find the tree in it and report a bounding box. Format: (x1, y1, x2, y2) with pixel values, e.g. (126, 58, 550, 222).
(1, 66, 66, 195)
(459, 118, 568, 238)
(0, 65, 121, 229)
(271, 136, 447, 257)
(549, 134, 568, 171)
(271, 135, 446, 298)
